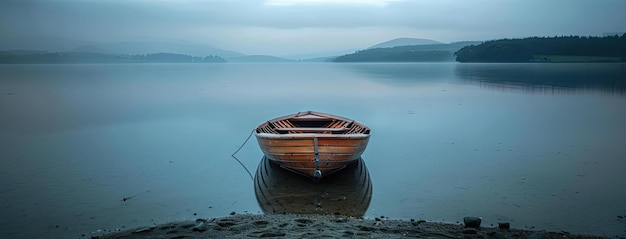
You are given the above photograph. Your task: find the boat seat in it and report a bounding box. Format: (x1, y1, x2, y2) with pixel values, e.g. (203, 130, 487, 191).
(325, 120, 351, 129)
(257, 123, 279, 134)
(346, 124, 367, 134)
(272, 120, 302, 133)
(274, 127, 347, 133)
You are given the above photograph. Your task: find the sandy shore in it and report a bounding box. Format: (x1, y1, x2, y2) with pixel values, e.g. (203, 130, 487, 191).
(99, 213, 604, 239)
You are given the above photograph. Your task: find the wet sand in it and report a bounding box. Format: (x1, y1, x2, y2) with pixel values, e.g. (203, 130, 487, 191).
(99, 213, 603, 239)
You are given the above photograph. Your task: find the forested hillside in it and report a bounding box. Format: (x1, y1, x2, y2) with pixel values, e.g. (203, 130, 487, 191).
(333, 42, 479, 62)
(455, 34, 626, 62)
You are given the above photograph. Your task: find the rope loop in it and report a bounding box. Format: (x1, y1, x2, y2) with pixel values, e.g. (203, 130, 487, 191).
(231, 129, 255, 181)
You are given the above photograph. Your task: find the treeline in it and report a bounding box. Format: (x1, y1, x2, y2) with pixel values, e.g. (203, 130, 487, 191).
(455, 34, 626, 62)
(334, 50, 453, 62)
(333, 42, 479, 62)
(0, 51, 226, 64)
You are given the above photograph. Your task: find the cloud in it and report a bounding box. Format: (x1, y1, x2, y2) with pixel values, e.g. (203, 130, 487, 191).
(265, 0, 403, 7)
(1, 0, 625, 55)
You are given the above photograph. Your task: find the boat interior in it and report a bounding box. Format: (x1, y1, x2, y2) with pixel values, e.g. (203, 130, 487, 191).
(256, 112, 370, 135)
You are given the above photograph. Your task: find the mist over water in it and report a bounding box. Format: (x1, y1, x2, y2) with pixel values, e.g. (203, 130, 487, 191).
(1, 63, 625, 238)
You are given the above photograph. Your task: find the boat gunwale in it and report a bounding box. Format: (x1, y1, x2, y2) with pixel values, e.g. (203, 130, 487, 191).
(255, 111, 371, 136)
(265, 111, 355, 124)
(255, 133, 370, 138)
(269, 158, 356, 163)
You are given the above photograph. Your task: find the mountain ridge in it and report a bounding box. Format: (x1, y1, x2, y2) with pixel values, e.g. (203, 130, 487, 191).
(71, 40, 244, 58)
(368, 37, 444, 49)
(226, 55, 294, 62)
(1, 37, 476, 63)
(334, 41, 481, 62)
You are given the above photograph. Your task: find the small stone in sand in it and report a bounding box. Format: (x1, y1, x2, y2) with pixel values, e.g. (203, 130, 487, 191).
(192, 219, 208, 232)
(498, 222, 511, 229)
(463, 217, 482, 228)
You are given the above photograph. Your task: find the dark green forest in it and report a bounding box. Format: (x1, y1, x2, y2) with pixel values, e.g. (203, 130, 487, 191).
(455, 34, 626, 62)
(0, 51, 226, 64)
(333, 42, 479, 62)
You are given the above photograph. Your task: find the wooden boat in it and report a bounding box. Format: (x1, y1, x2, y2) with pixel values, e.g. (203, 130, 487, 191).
(255, 111, 370, 178)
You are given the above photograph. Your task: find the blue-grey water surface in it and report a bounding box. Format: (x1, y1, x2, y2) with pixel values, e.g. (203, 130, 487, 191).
(1, 63, 625, 238)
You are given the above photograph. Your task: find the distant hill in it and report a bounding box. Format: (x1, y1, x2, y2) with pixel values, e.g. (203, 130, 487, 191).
(299, 56, 337, 62)
(455, 35, 626, 62)
(368, 38, 444, 49)
(0, 37, 242, 59)
(226, 55, 294, 63)
(334, 41, 480, 62)
(284, 49, 357, 61)
(0, 51, 226, 64)
(71, 40, 244, 58)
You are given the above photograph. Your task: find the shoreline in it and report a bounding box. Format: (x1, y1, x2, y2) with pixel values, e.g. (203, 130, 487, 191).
(97, 213, 605, 239)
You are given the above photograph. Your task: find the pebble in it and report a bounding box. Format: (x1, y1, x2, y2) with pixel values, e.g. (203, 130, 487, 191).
(410, 219, 426, 226)
(192, 219, 208, 232)
(463, 217, 482, 228)
(498, 222, 510, 229)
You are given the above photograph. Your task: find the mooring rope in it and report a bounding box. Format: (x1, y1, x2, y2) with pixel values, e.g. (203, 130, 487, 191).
(231, 129, 255, 181)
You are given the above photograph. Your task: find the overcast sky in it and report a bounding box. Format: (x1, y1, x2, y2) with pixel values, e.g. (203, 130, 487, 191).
(1, 0, 625, 56)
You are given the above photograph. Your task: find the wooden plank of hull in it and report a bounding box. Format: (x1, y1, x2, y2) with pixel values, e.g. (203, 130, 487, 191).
(260, 153, 357, 161)
(262, 151, 364, 178)
(258, 138, 369, 147)
(257, 136, 369, 150)
(264, 155, 358, 168)
(258, 145, 367, 154)
(258, 137, 367, 177)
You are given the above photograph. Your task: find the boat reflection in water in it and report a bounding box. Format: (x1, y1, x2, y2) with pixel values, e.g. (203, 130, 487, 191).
(254, 156, 372, 217)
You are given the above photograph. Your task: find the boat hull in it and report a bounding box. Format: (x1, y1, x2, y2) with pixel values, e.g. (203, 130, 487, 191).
(254, 111, 371, 178)
(255, 133, 369, 178)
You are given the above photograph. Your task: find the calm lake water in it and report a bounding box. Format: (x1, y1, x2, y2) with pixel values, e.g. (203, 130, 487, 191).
(1, 63, 625, 238)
